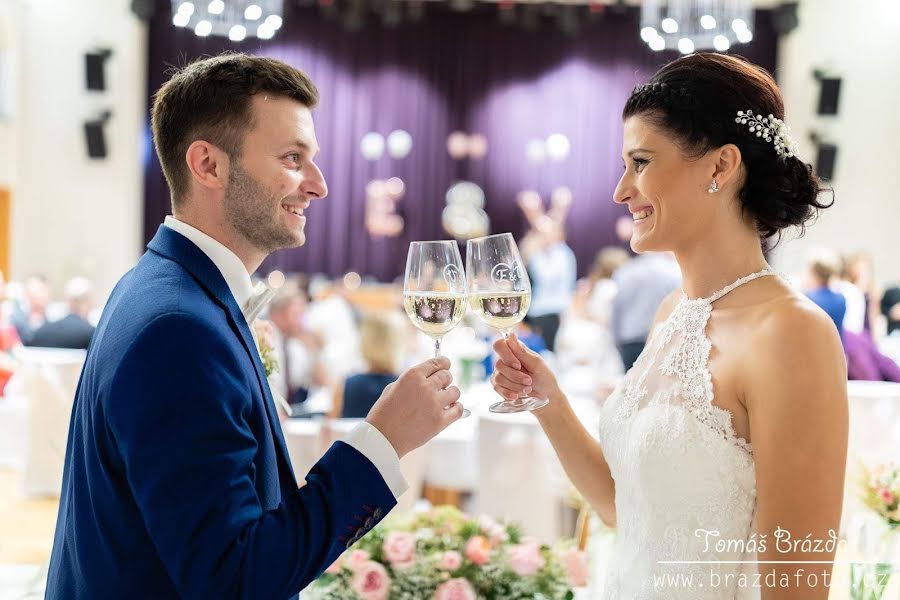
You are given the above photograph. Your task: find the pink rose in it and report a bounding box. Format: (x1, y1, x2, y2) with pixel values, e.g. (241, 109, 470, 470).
(489, 526, 508, 548)
(559, 547, 589, 587)
(477, 515, 497, 532)
(507, 543, 546, 577)
(345, 549, 371, 572)
(465, 536, 491, 566)
(351, 561, 391, 600)
(325, 556, 342, 575)
(880, 488, 894, 503)
(432, 577, 476, 600)
(383, 531, 416, 569)
(478, 515, 507, 547)
(440, 551, 463, 571)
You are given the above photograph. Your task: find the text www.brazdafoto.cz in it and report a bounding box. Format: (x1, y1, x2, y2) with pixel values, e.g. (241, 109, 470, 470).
(650, 568, 886, 591)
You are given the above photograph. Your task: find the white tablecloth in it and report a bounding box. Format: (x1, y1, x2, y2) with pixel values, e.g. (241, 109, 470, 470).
(847, 380, 900, 464)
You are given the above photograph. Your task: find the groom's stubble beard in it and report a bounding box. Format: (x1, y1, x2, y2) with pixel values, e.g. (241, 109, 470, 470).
(223, 161, 305, 255)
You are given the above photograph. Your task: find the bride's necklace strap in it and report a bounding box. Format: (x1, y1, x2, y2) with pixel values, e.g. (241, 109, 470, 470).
(684, 266, 779, 304)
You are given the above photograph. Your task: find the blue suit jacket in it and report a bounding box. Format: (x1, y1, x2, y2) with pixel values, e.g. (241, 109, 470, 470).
(46, 226, 395, 599)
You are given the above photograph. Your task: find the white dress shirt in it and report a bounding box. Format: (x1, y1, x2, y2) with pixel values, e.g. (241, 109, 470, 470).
(163, 216, 408, 498)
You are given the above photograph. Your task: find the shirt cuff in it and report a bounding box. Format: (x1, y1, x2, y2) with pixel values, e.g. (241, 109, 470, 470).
(341, 422, 409, 500)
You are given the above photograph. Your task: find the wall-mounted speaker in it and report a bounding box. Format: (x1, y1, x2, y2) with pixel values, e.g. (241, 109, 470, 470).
(85, 49, 112, 91)
(815, 143, 837, 181)
(84, 111, 112, 159)
(816, 78, 841, 115)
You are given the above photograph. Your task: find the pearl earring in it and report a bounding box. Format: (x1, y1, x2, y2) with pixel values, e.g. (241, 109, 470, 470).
(708, 179, 719, 194)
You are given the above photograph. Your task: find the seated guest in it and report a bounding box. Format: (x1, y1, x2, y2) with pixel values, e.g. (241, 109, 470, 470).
(10, 274, 51, 345)
(333, 312, 403, 419)
(30, 277, 96, 349)
(267, 281, 328, 414)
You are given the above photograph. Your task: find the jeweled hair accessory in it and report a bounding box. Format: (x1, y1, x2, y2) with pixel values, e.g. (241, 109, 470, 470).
(735, 110, 799, 158)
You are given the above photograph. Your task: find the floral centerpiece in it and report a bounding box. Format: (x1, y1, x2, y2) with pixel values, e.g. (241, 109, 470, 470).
(858, 462, 900, 529)
(850, 462, 900, 600)
(306, 506, 587, 600)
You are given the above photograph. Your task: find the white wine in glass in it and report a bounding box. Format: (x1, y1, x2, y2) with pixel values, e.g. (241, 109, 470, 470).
(466, 233, 548, 413)
(403, 240, 470, 418)
(403, 292, 467, 338)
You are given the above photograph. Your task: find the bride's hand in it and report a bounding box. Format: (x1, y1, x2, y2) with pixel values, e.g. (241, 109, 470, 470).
(490, 332, 560, 403)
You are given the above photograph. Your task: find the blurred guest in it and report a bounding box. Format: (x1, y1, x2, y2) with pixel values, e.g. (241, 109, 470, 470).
(555, 247, 631, 388)
(805, 251, 900, 382)
(525, 229, 576, 351)
(267, 281, 328, 414)
(518, 189, 576, 352)
(0, 271, 21, 395)
(306, 278, 363, 382)
(845, 252, 880, 334)
(585, 247, 632, 325)
(30, 277, 96, 349)
(804, 251, 846, 333)
(10, 274, 50, 345)
(333, 312, 403, 419)
(611, 252, 681, 370)
(881, 284, 900, 335)
(833, 257, 866, 334)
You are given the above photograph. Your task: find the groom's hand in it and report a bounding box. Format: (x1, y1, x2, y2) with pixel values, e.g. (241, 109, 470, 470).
(365, 357, 462, 458)
(491, 332, 560, 404)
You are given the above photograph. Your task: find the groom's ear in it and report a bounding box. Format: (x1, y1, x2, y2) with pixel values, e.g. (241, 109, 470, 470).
(185, 140, 230, 193)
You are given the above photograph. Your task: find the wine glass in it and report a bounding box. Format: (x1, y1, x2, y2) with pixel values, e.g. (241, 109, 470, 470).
(403, 240, 470, 418)
(466, 233, 548, 413)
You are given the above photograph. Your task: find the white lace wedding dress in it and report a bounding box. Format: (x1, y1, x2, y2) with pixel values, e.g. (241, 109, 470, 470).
(596, 269, 777, 599)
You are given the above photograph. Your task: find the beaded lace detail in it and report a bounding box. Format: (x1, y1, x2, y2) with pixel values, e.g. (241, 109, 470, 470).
(615, 267, 776, 454)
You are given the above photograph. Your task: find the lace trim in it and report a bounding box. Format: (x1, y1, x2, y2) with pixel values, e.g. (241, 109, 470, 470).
(682, 267, 778, 304)
(618, 268, 779, 456)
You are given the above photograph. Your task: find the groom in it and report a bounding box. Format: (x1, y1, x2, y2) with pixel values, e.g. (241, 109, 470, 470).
(45, 53, 464, 598)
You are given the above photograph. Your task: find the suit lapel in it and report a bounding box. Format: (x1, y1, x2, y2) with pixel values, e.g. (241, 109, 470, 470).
(147, 225, 298, 489)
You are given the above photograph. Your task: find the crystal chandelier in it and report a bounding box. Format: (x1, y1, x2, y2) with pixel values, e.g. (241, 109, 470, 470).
(170, 0, 285, 41)
(639, 0, 754, 54)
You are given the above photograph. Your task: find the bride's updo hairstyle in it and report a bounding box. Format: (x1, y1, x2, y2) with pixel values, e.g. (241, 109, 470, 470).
(623, 53, 832, 242)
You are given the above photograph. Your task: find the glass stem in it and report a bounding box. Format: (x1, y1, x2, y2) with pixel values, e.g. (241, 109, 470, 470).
(434, 337, 442, 358)
(500, 329, 526, 404)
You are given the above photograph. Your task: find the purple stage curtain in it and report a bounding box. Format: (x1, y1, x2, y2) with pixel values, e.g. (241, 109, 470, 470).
(145, 4, 778, 281)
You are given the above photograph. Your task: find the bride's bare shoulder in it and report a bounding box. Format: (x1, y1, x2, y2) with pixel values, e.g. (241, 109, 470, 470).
(744, 280, 846, 383)
(755, 282, 837, 340)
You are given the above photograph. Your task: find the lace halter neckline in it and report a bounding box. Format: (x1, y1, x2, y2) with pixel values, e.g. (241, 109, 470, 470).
(682, 266, 778, 304)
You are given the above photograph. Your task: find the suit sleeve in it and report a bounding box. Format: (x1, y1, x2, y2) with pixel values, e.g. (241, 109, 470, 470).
(105, 312, 395, 599)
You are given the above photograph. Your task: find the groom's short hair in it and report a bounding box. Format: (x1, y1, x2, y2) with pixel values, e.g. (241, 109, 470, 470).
(151, 52, 318, 209)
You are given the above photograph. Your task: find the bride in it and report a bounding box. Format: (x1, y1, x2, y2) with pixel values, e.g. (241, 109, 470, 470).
(490, 53, 847, 599)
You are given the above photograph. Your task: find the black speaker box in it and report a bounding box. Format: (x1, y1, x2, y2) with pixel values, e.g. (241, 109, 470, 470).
(815, 143, 837, 181)
(84, 121, 107, 159)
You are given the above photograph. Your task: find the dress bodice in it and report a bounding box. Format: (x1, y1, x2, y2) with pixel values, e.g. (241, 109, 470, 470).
(596, 268, 777, 599)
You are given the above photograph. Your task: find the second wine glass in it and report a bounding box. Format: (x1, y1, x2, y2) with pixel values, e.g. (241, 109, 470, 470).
(403, 240, 470, 418)
(466, 233, 549, 413)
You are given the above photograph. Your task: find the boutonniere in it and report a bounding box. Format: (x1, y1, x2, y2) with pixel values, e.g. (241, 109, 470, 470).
(251, 319, 279, 377)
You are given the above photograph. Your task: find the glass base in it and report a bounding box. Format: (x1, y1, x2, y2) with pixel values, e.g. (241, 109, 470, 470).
(489, 396, 549, 413)
(446, 404, 471, 419)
